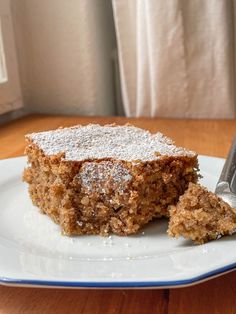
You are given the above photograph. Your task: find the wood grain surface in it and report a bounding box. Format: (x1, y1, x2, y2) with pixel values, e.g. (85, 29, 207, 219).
(0, 114, 236, 314)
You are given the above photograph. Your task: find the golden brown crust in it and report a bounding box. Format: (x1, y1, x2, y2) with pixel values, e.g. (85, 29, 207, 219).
(168, 183, 236, 244)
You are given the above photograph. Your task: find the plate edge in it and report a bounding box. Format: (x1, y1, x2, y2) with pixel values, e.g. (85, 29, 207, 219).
(1, 262, 236, 288)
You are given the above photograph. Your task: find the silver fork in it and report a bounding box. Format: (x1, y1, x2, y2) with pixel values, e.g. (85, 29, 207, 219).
(215, 138, 236, 208)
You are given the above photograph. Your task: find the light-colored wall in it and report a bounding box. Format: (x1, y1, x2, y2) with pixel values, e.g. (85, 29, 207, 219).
(11, 0, 117, 116)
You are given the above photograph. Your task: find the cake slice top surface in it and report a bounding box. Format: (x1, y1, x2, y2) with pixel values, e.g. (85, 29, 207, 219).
(26, 124, 196, 162)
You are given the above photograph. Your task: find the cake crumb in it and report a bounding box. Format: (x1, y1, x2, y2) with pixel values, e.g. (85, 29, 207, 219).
(168, 183, 236, 244)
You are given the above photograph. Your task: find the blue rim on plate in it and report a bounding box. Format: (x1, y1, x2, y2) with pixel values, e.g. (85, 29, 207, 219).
(1, 262, 236, 288)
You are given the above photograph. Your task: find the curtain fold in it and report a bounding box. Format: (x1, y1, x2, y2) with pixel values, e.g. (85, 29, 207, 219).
(112, 0, 236, 118)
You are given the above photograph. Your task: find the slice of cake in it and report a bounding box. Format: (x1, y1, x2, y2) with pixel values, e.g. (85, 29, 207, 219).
(23, 124, 198, 236)
(168, 183, 236, 244)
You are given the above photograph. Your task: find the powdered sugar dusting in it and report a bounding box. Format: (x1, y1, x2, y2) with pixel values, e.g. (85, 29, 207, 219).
(26, 124, 195, 162)
(79, 161, 132, 194)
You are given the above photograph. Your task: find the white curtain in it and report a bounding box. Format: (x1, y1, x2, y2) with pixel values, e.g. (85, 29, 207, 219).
(112, 0, 236, 118)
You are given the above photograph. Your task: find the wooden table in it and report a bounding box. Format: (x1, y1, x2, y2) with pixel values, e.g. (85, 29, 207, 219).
(0, 114, 236, 314)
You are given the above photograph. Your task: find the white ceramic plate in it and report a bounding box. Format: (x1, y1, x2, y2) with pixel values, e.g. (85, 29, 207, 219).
(0, 155, 235, 289)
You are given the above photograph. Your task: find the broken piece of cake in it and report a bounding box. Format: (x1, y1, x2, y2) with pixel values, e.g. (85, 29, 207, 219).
(168, 183, 236, 244)
(23, 124, 198, 236)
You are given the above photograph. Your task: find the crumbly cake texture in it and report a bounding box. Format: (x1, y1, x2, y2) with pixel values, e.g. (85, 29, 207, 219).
(23, 124, 198, 236)
(168, 183, 236, 244)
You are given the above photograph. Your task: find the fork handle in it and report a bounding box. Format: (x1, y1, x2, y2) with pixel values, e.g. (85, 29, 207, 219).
(216, 137, 236, 194)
